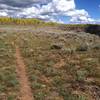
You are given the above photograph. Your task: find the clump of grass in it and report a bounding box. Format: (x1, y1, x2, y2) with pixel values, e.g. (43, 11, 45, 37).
(0, 84, 6, 92)
(92, 44, 100, 50)
(76, 69, 88, 82)
(52, 76, 64, 86)
(0, 69, 19, 87)
(34, 91, 47, 100)
(76, 43, 89, 51)
(7, 95, 16, 100)
(31, 82, 46, 89)
(30, 74, 38, 81)
(65, 63, 77, 76)
(82, 59, 100, 78)
(78, 95, 87, 100)
(58, 87, 87, 100)
(43, 67, 60, 77)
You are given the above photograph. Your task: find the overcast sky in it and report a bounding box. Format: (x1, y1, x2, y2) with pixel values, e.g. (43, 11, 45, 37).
(0, 0, 100, 23)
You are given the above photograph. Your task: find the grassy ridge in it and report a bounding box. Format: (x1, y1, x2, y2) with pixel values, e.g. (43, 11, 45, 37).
(15, 31, 100, 100)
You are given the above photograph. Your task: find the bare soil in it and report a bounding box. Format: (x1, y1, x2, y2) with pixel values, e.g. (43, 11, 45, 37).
(15, 45, 34, 100)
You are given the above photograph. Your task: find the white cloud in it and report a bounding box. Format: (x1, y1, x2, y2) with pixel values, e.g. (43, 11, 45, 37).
(14, 0, 76, 22)
(0, 0, 97, 23)
(67, 9, 95, 23)
(52, 0, 75, 12)
(0, 11, 8, 16)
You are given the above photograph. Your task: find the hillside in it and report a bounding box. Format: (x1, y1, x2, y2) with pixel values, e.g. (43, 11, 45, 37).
(0, 17, 100, 36)
(0, 18, 100, 100)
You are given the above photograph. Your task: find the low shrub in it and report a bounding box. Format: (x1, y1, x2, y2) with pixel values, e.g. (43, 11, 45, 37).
(76, 44, 89, 51)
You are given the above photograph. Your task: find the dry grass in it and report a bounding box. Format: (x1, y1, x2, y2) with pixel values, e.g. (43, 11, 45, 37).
(0, 25, 100, 100)
(15, 31, 100, 100)
(0, 32, 19, 99)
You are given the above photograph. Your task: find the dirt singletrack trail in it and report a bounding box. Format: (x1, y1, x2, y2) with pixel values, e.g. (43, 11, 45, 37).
(15, 45, 34, 100)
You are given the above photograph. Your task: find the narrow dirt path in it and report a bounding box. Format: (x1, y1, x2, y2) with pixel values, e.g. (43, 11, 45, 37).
(15, 45, 34, 100)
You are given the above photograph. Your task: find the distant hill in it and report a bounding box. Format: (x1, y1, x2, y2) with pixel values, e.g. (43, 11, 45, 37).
(0, 17, 100, 36)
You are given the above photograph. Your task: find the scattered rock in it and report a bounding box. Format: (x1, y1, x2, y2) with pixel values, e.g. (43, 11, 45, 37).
(50, 43, 64, 49)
